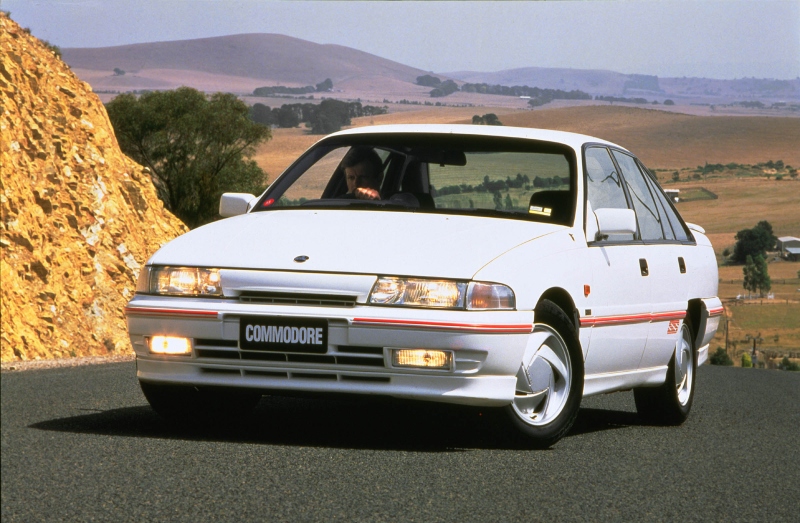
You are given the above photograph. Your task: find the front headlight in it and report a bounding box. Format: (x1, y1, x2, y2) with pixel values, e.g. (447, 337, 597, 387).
(368, 277, 514, 310)
(137, 266, 222, 296)
(369, 277, 466, 308)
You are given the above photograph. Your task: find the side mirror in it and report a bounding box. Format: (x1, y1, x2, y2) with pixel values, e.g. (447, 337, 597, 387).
(594, 208, 637, 239)
(219, 193, 256, 217)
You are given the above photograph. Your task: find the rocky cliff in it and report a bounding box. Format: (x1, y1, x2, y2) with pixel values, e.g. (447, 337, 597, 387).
(1, 15, 188, 362)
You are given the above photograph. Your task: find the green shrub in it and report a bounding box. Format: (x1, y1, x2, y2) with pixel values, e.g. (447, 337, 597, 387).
(778, 357, 800, 371)
(741, 352, 753, 368)
(710, 347, 733, 366)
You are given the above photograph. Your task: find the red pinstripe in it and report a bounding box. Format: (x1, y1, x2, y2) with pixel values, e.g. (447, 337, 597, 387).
(124, 307, 219, 318)
(352, 317, 533, 333)
(580, 310, 686, 328)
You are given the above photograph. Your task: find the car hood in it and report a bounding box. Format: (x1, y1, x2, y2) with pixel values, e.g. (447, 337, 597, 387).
(149, 210, 561, 279)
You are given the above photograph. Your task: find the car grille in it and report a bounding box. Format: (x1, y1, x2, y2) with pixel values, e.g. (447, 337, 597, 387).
(193, 339, 386, 372)
(238, 292, 357, 308)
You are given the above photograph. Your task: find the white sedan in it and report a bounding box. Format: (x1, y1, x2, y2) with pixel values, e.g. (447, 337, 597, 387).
(125, 125, 722, 447)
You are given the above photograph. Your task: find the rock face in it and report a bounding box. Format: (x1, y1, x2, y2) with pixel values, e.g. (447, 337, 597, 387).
(1, 15, 188, 362)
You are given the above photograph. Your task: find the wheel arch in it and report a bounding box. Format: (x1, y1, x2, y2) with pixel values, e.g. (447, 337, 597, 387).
(686, 299, 702, 345)
(536, 287, 578, 332)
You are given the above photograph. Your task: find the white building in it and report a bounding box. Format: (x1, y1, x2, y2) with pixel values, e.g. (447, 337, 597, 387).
(777, 236, 800, 260)
(664, 189, 680, 203)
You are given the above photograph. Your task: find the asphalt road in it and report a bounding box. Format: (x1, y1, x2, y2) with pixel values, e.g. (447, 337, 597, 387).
(2, 363, 798, 522)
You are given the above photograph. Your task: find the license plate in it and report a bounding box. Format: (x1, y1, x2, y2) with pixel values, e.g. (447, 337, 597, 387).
(239, 316, 328, 353)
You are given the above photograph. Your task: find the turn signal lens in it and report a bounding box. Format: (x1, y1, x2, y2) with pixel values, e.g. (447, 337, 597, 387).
(392, 349, 452, 369)
(466, 282, 515, 310)
(150, 267, 222, 296)
(148, 336, 192, 355)
(135, 266, 152, 293)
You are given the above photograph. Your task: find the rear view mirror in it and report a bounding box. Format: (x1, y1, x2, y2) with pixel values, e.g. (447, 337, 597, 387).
(412, 149, 467, 166)
(219, 193, 256, 217)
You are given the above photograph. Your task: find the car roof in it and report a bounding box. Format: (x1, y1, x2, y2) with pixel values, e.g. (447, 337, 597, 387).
(326, 124, 625, 153)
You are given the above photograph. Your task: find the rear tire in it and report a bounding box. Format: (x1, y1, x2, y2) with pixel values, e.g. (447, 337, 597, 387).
(634, 319, 696, 425)
(505, 300, 584, 448)
(140, 381, 261, 424)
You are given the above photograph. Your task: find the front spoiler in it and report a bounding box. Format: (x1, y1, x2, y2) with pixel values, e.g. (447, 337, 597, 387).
(137, 357, 517, 407)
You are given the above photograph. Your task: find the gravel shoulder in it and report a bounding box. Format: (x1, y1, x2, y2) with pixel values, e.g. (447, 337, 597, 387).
(1, 354, 135, 372)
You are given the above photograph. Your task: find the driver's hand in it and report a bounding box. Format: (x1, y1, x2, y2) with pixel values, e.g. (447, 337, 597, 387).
(354, 187, 380, 200)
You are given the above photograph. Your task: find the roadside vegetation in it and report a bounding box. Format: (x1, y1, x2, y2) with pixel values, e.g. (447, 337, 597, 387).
(249, 99, 387, 134)
(656, 160, 798, 183)
(106, 87, 271, 228)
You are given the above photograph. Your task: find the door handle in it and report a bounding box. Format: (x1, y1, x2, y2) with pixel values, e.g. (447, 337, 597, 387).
(639, 258, 649, 276)
(678, 257, 686, 274)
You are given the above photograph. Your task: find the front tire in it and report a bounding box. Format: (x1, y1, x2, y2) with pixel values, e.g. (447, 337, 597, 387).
(140, 381, 262, 424)
(634, 320, 696, 425)
(505, 300, 584, 448)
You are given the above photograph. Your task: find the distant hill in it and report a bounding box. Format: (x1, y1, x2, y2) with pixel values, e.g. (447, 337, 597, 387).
(445, 67, 800, 101)
(445, 67, 633, 96)
(62, 33, 429, 90)
(63, 33, 799, 105)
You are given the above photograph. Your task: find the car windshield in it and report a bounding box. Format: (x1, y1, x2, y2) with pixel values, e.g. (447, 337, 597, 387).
(253, 133, 576, 224)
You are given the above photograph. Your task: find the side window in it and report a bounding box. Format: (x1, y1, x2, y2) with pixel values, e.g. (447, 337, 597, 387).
(640, 162, 690, 241)
(585, 147, 628, 210)
(648, 178, 676, 240)
(585, 147, 632, 241)
(612, 151, 664, 241)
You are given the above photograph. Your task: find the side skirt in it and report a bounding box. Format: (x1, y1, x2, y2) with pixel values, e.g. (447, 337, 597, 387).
(697, 344, 709, 366)
(583, 365, 668, 397)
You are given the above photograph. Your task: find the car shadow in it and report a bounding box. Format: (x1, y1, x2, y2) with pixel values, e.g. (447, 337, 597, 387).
(30, 396, 645, 451)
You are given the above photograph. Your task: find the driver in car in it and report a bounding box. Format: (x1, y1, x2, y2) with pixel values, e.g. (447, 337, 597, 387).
(341, 147, 383, 200)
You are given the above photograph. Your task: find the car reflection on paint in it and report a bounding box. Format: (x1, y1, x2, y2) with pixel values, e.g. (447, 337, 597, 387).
(125, 125, 722, 447)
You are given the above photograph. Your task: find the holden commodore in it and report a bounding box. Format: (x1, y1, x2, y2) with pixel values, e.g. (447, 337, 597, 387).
(125, 125, 722, 447)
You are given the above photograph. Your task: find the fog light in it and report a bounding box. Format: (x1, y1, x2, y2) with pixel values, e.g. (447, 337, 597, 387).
(148, 336, 192, 355)
(392, 349, 451, 369)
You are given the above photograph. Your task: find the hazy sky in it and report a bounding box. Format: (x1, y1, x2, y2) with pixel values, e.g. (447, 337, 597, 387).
(4, 0, 799, 79)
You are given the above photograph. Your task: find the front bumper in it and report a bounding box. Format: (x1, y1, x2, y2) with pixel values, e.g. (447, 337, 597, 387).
(126, 296, 534, 407)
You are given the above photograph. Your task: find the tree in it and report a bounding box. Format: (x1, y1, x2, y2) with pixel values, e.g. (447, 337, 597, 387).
(310, 99, 351, 134)
(315, 78, 333, 92)
(106, 87, 271, 228)
(732, 221, 776, 263)
(249, 103, 274, 126)
(276, 105, 301, 128)
(664, 99, 675, 106)
(482, 113, 502, 126)
(416, 75, 441, 87)
(742, 254, 771, 297)
(755, 220, 777, 248)
(430, 80, 459, 97)
(113, 67, 125, 76)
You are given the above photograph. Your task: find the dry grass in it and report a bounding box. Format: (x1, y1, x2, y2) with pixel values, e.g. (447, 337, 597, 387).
(712, 303, 800, 357)
(674, 178, 800, 238)
(254, 106, 800, 176)
(499, 106, 800, 169)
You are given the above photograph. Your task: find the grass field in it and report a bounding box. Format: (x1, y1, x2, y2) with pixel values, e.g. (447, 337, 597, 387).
(674, 178, 800, 241)
(712, 302, 800, 361)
